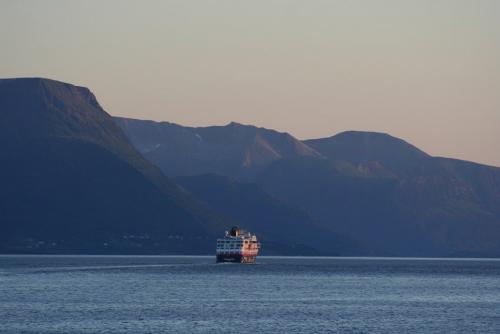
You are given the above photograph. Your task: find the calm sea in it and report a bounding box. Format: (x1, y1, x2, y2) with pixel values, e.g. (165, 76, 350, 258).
(1, 255, 499, 333)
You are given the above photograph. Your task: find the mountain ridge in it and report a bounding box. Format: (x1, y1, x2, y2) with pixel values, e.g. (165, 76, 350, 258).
(115, 116, 322, 178)
(117, 116, 500, 257)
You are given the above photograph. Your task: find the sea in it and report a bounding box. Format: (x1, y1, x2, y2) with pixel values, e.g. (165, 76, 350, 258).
(1, 255, 499, 333)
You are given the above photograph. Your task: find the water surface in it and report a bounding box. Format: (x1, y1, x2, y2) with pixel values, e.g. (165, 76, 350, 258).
(1, 255, 499, 333)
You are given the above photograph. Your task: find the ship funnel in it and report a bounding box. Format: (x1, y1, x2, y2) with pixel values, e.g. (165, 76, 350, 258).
(230, 226, 240, 237)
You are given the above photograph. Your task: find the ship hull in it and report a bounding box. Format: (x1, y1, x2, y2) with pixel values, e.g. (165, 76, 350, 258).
(216, 254, 257, 264)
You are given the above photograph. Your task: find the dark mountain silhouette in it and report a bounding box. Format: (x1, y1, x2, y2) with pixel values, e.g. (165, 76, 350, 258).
(0, 78, 231, 254)
(117, 118, 500, 257)
(115, 117, 321, 178)
(176, 174, 362, 255)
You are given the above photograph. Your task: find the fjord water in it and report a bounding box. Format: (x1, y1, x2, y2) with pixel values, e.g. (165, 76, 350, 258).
(1, 256, 499, 333)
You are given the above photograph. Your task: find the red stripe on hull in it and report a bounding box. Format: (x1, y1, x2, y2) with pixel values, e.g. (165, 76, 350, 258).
(216, 254, 257, 263)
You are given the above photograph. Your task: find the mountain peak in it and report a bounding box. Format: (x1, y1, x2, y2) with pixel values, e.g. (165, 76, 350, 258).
(0, 77, 96, 102)
(1, 77, 71, 84)
(332, 130, 413, 143)
(305, 130, 430, 175)
(334, 130, 393, 138)
(0, 77, 114, 146)
(227, 121, 246, 127)
(115, 117, 321, 177)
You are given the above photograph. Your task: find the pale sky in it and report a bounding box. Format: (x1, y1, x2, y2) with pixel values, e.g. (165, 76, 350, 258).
(1, 0, 499, 166)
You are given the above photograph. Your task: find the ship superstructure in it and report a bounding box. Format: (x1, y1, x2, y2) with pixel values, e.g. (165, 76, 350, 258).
(216, 226, 260, 263)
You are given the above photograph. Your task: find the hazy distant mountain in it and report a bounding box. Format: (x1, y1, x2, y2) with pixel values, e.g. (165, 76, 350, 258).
(0, 78, 231, 254)
(305, 131, 431, 177)
(118, 117, 500, 257)
(257, 132, 500, 257)
(115, 117, 321, 178)
(176, 174, 361, 255)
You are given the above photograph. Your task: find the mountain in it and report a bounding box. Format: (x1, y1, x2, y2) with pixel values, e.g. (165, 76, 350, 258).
(0, 78, 230, 254)
(115, 117, 321, 178)
(305, 131, 431, 177)
(256, 132, 500, 257)
(176, 174, 361, 255)
(117, 117, 500, 257)
(253, 156, 403, 254)
(4, 78, 498, 257)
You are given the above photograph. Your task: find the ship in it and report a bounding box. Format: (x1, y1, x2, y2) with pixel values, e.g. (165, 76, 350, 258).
(216, 226, 260, 263)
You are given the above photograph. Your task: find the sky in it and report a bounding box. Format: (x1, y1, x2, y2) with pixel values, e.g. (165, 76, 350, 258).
(1, 0, 499, 166)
